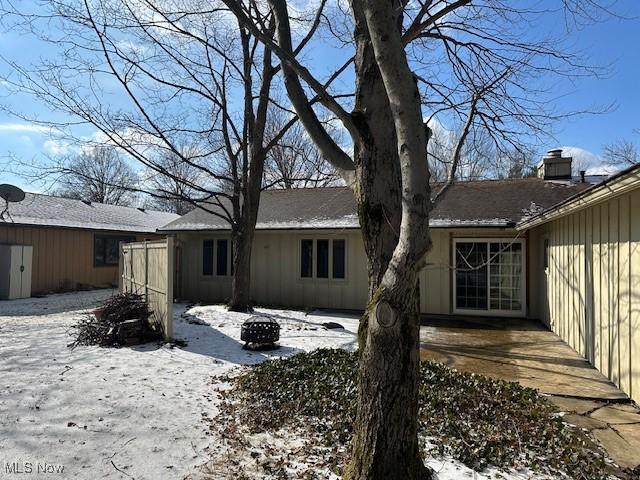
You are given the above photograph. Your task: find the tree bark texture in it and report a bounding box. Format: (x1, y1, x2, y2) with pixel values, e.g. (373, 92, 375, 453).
(268, 0, 432, 476)
(345, 1, 432, 478)
(229, 223, 255, 312)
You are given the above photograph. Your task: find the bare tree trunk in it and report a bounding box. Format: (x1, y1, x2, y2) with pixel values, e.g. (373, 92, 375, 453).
(261, 0, 431, 475)
(347, 277, 426, 480)
(228, 173, 262, 312)
(229, 223, 254, 312)
(345, 2, 432, 478)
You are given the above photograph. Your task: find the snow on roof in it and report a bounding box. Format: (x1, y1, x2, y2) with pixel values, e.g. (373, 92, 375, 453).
(160, 178, 593, 232)
(1, 192, 180, 233)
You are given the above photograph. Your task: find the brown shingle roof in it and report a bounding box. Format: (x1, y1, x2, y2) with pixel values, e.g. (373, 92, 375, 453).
(159, 178, 593, 232)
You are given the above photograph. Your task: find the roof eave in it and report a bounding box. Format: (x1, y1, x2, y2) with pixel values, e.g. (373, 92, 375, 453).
(517, 163, 640, 231)
(160, 222, 517, 233)
(2, 219, 162, 234)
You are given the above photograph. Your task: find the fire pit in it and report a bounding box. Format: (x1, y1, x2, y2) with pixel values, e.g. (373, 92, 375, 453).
(241, 316, 280, 350)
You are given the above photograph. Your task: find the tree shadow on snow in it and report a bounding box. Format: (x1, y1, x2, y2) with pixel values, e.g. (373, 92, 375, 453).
(170, 313, 304, 366)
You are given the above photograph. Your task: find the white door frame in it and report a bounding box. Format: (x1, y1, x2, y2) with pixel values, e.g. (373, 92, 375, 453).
(452, 237, 527, 317)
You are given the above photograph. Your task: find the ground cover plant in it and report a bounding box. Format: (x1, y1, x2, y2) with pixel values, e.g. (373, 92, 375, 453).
(219, 349, 614, 479)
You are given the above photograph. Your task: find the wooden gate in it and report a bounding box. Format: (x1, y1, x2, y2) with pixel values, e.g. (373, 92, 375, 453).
(119, 238, 174, 339)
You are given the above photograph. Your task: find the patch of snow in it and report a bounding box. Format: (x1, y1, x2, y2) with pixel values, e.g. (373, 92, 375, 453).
(3, 192, 179, 233)
(163, 214, 362, 231)
(520, 202, 546, 221)
(0, 293, 358, 479)
(0, 292, 560, 479)
(426, 457, 544, 480)
(166, 215, 517, 231)
(429, 218, 513, 227)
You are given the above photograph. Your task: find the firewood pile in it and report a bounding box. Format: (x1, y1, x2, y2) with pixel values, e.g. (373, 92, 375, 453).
(69, 293, 162, 348)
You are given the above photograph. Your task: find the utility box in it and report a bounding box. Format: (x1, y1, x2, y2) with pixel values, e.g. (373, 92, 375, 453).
(0, 244, 33, 300)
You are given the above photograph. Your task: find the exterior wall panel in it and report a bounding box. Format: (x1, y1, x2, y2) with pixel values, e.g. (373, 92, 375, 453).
(0, 225, 153, 295)
(177, 227, 522, 315)
(531, 188, 640, 403)
(630, 190, 640, 401)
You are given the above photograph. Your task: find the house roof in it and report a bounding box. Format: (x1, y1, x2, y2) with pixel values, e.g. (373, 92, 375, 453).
(0, 192, 180, 233)
(517, 162, 640, 230)
(159, 178, 593, 232)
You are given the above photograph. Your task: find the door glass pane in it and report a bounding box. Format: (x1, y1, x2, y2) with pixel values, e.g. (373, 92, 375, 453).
(455, 242, 488, 310)
(488, 242, 522, 311)
(301, 240, 313, 278)
(317, 240, 329, 278)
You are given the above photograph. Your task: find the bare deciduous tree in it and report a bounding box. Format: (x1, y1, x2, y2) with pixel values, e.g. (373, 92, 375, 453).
(220, 0, 614, 477)
(264, 115, 341, 189)
(1, 0, 615, 476)
(0, 0, 329, 311)
(143, 150, 201, 215)
(603, 135, 639, 167)
(54, 146, 137, 205)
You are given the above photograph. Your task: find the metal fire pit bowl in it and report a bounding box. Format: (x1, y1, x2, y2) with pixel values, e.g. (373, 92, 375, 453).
(241, 315, 280, 349)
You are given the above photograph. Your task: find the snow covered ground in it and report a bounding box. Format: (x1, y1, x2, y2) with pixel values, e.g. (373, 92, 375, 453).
(1, 290, 546, 480)
(0, 291, 358, 479)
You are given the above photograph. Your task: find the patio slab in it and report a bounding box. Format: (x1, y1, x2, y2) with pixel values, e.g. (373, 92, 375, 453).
(419, 316, 640, 470)
(419, 316, 627, 400)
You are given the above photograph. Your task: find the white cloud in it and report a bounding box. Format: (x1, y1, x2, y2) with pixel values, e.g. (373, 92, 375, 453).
(0, 123, 52, 134)
(560, 146, 619, 176)
(43, 139, 71, 156)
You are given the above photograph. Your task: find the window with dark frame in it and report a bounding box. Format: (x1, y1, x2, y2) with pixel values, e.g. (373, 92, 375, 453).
(300, 238, 346, 280)
(216, 239, 228, 276)
(301, 239, 313, 278)
(317, 239, 329, 278)
(332, 239, 346, 279)
(94, 235, 135, 267)
(202, 240, 214, 276)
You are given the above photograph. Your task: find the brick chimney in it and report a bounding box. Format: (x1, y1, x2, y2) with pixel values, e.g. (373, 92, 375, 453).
(537, 149, 573, 180)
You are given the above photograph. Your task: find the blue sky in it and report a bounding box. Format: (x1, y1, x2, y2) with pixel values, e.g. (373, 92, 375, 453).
(0, 1, 639, 192)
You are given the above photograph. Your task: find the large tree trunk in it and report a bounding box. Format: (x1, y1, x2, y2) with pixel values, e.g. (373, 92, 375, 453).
(346, 274, 426, 479)
(345, 2, 432, 479)
(263, 0, 431, 475)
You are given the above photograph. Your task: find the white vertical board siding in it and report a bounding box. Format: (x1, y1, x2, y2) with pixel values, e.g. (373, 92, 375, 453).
(178, 227, 520, 315)
(631, 190, 640, 401)
(248, 230, 369, 311)
(531, 188, 640, 403)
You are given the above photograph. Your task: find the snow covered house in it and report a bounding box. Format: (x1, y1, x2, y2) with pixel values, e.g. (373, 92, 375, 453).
(158, 150, 640, 403)
(0, 193, 178, 295)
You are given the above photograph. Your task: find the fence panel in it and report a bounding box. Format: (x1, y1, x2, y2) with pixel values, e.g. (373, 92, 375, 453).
(119, 238, 174, 339)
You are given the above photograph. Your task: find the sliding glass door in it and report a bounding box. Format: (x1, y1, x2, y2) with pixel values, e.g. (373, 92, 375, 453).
(454, 239, 525, 316)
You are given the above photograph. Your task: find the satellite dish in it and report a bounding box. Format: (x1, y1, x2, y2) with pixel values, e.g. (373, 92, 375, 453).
(0, 184, 25, 222)
(0, 184, 26, 203)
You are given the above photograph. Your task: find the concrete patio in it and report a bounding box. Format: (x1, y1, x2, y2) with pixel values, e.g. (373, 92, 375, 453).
(420, 316, 640, 471)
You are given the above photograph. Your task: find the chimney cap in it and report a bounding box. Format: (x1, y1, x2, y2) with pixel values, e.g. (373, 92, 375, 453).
(546, 148, 563, 158)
